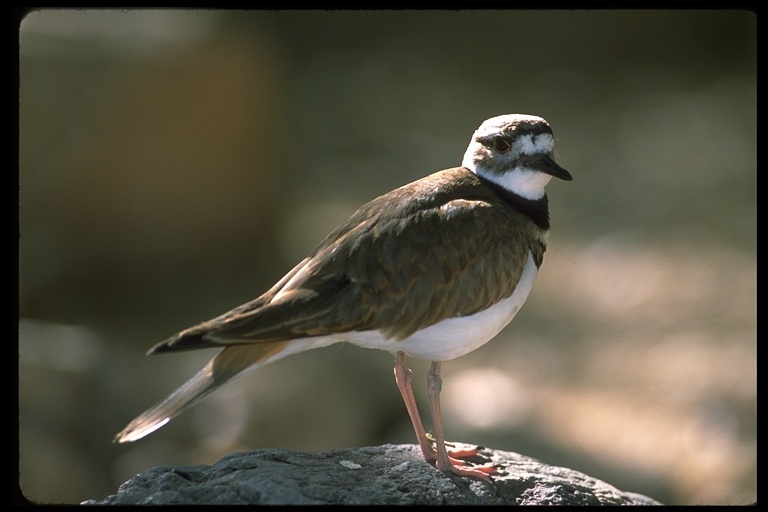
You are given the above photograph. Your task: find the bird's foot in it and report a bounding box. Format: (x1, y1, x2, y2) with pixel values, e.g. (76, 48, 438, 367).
(425, 433, 490, 463)
(423, 434, 502, 481)
(436, 459, 500, 481)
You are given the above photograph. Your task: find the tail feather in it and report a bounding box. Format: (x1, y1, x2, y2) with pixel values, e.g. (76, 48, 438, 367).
(114, 342, 288, 443)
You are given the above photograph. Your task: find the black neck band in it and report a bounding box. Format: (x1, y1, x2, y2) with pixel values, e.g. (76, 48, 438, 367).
(480, 177, 551, 231)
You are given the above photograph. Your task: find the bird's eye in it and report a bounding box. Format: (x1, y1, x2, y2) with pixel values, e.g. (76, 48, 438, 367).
(492, 136, 512, 153)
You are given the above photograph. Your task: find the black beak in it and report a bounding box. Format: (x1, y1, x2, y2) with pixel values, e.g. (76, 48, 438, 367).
(539, 155, 573, 181)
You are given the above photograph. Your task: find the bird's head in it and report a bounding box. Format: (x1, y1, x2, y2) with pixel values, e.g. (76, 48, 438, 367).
(462, 114, 572, 200)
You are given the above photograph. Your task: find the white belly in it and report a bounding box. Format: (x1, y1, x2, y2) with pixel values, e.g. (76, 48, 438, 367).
(253, 251, 539, 370)
(346, 250, 539, 361)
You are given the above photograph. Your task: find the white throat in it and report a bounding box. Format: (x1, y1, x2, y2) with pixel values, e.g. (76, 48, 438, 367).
(467, 164, 552, 200)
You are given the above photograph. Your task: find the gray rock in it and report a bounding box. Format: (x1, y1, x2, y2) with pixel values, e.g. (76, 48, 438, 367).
(83, 444, 662, 505)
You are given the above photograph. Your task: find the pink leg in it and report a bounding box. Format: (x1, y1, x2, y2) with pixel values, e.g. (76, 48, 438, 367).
(393, 352, 499, 480)
(394, 351, 437, 462)
(426, 361, 499, 480)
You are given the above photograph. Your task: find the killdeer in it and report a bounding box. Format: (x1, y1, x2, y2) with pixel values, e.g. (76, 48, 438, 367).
(115, 114, 572, 480)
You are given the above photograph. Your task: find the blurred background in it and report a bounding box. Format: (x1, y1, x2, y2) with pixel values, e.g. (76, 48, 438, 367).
(17, 9, 755, 505)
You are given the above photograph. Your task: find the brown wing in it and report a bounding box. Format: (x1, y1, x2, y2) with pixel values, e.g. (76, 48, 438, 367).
(151, 168, 544, 352)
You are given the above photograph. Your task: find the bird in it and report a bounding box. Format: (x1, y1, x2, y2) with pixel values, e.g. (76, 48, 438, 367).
(114, 113, 572, 481)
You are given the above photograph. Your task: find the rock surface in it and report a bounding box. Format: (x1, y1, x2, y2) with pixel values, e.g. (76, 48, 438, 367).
(83, 444, 662, 505)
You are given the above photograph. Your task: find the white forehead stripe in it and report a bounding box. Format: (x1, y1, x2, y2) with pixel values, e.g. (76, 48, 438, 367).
(518, 133, 554, 155)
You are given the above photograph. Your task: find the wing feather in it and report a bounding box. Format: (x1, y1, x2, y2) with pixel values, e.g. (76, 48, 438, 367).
(153, 168, 545, 351)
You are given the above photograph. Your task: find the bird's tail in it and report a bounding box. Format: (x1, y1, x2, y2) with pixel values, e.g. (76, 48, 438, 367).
(114, 341, 288, 444)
